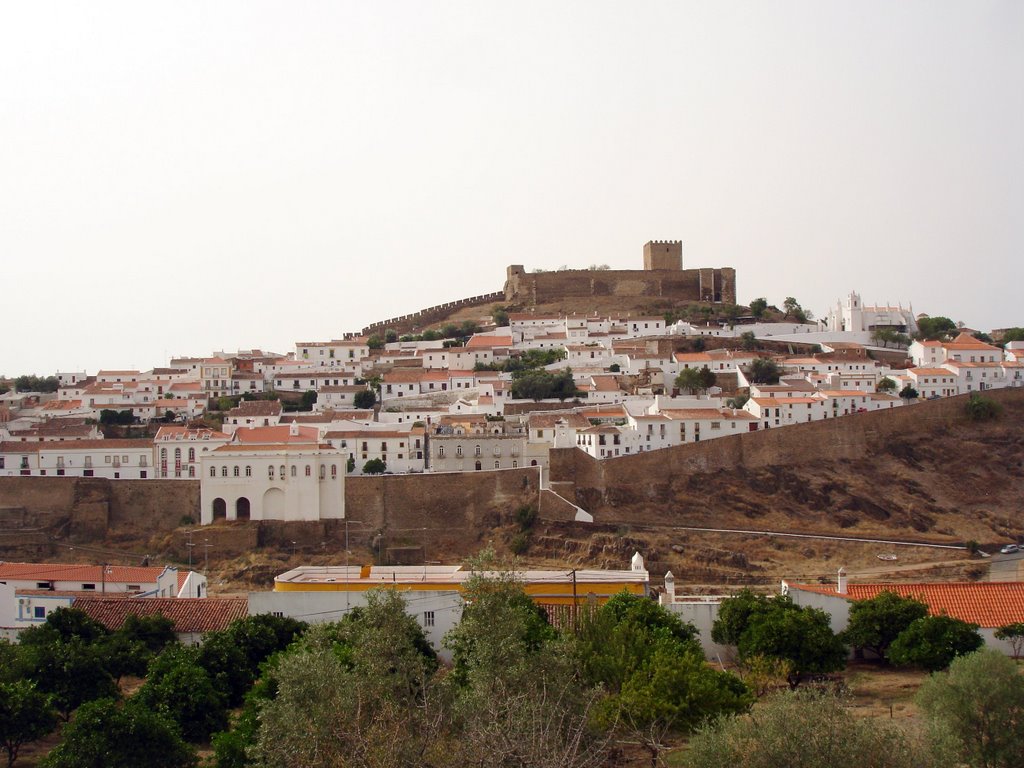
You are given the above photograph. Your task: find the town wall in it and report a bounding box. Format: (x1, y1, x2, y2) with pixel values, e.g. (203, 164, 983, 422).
(504, 266, 736, 306)
(360, 291, 504, 337)
(548, 388, 1024, 517)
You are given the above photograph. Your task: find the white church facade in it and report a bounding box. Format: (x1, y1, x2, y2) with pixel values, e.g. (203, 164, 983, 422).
(199, 424, 345, 524)
(824, 291, 918, 336)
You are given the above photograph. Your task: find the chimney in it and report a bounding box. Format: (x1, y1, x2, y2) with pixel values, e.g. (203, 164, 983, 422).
(837, 567, 848, 595)
(662, 571, 675, 606)
(631, 551, 646, 573)
(289, 421, 299, 437)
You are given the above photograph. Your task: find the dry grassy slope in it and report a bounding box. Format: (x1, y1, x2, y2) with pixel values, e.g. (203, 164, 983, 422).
(515, 394, 1024, 590)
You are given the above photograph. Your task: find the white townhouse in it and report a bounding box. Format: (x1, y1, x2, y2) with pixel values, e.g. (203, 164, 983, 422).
(200, 358, 234, 399)
(565, 344, 612, 368)
(417, 348, 450, 370)
(941, 361, 1010, 394)
(154, 426, 231, 479)
(744, 397, 826, 429)
(624, 316, 667, 336)
(200, 424, 345, 524)
(380, 369, 424, 403)
(575, 424, 635, 459)
(315, 385, 369, 410)
(377, 407, 449, 427)
(907, 368, 959, 399)
(96, 370, 142, 384)
(908, 339, 945, 368)
(230, 373, 267, 396)
(1, 439, 154, 478)
(295, 340, 371, 368)
(429, 432, 527, 472)
(272, 371, 357, 394)
(324, 424, 427, 474)
(222, 400, 283, 435)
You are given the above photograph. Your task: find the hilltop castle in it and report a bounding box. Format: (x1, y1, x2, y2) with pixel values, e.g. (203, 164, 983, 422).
(503, 240, 736, 307)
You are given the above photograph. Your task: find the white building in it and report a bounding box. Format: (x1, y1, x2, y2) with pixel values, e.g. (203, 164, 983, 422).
(824, 291, 917, 335)
(154, 426, 231, 479)
(199, 424, 346, 524)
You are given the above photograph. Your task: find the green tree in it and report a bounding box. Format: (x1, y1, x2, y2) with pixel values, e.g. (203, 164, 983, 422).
(684, 689, 948, 768)
(346, 456, 355, 473)
(135, 647, 227, 742)
(712, 592, 846, 687)
(20, 608, 108, 648)
(888, 615, 982, 671)
(749, 298, 768, 319)
(0, 680, 58, 768)
(722, 304, 742, 328)
(740, 331, 758, 350)
(195, 632, 251, 709)
(366, 335, 384, 350)
(840, 591, 929, 661)
(42, 698, 195, 768)
(916, 316, 957, 340)
(965, 394, 1001, 422)
(492, 306, 510, 327)
(299, 390, 316, 410)
(253, 591, 439, 768)
(994, 622, 1024, 658)
(98, 633, 150, 683)
(675, 366, 716, 395)
(577, 592, 749, 762)
(998, 327, 1024, 343)
(23, 639, 118, 721)
(900, 384, 919, 402)
(118, 613, 177, 655)
(353, 389, 376, 409)
(384, 329, 398, 343)
(363, 458, 387, 474)
(917, 649, 1024, 768)
(877, 376, 898, 393)
(13, 376, 59, 393)
(748, 358, 781, 384)
(726, 394, 750, 409)
(510, 369, 578, 401)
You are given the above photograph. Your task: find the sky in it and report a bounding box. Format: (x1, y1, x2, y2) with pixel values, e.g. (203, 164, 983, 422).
(2, 1, 1021, 376)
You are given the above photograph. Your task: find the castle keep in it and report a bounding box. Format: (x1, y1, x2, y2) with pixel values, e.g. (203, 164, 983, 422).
(503, 240, 736, 307)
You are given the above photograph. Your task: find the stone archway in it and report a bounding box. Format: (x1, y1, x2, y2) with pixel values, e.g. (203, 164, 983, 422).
(212, 497, 227, 520)
(235, 497, 251, 521)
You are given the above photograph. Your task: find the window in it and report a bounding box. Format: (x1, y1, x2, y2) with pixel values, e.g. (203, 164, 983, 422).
(221, 466, 228, 477)
(33, 606, 45, 619)
(232, 466, 239, 477)
(188, 447, 195, 462)
(456, 445, 463, 457)
(494, 460, 500, 469)
(188, 466, 195, 478)
(82, 583, 95, 590)
(424, 611, 435, 627)
(269, 465, 276, 479)
(331, 464, 338, 477)
(280, 465, 286, 478)
(160, 448, 167, 460)
(320, 465, 326, 479)
(305, 465, 311, 476)
(174, 448, 181, 460)
(291, 465, 297, 477)
(245, 465, 252, 477)
(438, 446, 445, 458)
(512, 460, 518, 468)
(210, 466, 216, 477)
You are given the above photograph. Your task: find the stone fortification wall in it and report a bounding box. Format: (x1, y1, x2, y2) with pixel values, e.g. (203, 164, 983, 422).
(0, 468, 540, 563)
(504, 266, 736, 306)
(549, 388, 1024, 517)
(361, 292, 504, 337)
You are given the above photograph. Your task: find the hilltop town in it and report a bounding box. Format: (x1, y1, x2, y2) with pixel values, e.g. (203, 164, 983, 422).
(3, 241, 1024, 768)
(1, 242, 1020, 512)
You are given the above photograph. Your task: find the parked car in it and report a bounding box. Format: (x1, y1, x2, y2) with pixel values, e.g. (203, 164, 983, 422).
(1000, 544, 1020, 554)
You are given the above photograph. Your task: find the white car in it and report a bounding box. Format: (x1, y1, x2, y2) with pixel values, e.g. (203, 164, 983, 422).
(1000, 544, 1020, 555)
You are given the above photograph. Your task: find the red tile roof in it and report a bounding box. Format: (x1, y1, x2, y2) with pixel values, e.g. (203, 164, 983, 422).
(788, 582, 1024, 627)
(0, 562, 170, 585)
(73, 597, 248, 634)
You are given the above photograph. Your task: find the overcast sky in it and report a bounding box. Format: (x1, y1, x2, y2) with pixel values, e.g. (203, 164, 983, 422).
(2, 1, 1021, 376)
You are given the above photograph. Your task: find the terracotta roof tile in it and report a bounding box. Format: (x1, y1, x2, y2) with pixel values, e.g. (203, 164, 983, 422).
(73, 597, 248, 633)
(0, 562, 170, 584)
(789, 582, 1024, 627)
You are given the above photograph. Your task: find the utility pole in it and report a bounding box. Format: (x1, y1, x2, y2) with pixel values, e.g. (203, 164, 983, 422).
(101, 562, 109, 595)
(185, 530, 195, 569)
(202, 539, 211, 575)
(570, 569, 578, 629)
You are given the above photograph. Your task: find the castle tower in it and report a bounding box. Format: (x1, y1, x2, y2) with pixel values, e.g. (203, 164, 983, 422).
(643, 240, 682, 271)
